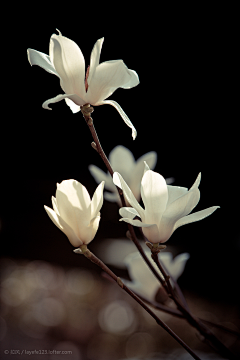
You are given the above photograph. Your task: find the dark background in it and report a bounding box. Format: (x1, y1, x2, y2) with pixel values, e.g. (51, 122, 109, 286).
(0, 6, 239, 358)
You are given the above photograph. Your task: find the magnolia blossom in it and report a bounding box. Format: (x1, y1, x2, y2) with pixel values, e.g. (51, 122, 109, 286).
(89, 145, 161, 204)
(123, 251, 190, 301)
(27, 30, 139, 139)
(113, 163, 219, 244)
(44, 179, 104, 247)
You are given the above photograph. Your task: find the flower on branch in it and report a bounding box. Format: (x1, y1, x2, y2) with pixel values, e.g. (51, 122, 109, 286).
(123, 251, 190, 302)
(89, 145, 166, 204)
(27, 30, 139, 139)
(113, 163, 220, 244)
(44, 179, 104, 247)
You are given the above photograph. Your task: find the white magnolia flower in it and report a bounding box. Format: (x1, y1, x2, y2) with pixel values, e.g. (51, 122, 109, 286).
(113, 163, 219, 244)
(44, 179, 104, 247)
(123, 251, 190, 301)
(27, 30, 139, 139)
(89, 145, 161, 204)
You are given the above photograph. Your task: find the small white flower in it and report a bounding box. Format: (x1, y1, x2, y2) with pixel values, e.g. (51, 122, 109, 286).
(89, 145, 159, 204)
(123, 251, 190, 301)
(44, 179, 104, 247)
(27, 30, 139, 139)
(113, 163, 219, 244)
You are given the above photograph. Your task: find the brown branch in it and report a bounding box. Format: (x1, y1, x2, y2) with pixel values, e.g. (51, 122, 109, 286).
(75, 245, 201, 360)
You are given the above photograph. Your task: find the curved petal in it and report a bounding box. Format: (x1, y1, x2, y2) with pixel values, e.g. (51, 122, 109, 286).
(113, 172, 144, 219)
(88, 37, 104, 86)
(119, 217, 155, 229)
(168, 253, 190, 280)
(49, 30, 86, 98)
(44, 205, 82, 247)
(51, 196, 60, 215)
(42, 93, 86, 110)
(164, 187, 200, 220)
(56, 180, 91, 239)
(104, 191, 120, 203)
(119, 207, 141, 220)
(97, 100, 137, 140)
(129, 152, 157, 200)
(141, 170, 168, 224)
(88, 165, 114, 190)
(189, 172, 201, 191)
(109, 145, 135, 177)
(87, 60, 136, 103)
(120, 69, 139, 89)
(27, 49, 60, 77)
(91, 181, 105, 219)
(86, 214, 101, 244)
(166, 185, 188, 206)
(173, 206, 220, 232)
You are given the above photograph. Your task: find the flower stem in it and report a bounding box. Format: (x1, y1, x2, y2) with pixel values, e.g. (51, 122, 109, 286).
(76, 245, 201, 360)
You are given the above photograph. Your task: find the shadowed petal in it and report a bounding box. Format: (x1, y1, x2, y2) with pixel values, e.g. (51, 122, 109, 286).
(119, 207, 141, 220)
(91, 181, 104, 219)
(44, 205, 82, 247)
(88, 37, 104, 86)
(27, 49, 60, 77)
(173, 206, 220, 232)
(109, 145, 135, 176)
(88, 165, 114, 190)
(113, 172, 144, 219)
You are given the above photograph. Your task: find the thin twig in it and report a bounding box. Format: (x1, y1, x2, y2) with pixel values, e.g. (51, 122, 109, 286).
(75, 245, 201, 360)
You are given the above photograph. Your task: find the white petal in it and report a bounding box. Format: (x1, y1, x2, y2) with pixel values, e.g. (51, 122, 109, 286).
(113, 172, 144, 219)
(141, 170, 168, 224)
(96, 100, 137, 140)
(109, 145, 135, 176)
(88, 165, 115, 191)
(91, 181, 105, 219)
(51, 196, 60, 215)
(166, 185, 188, 206)
(173, 206, 220, 232)
(88, 37, 104, 86)
(189, 172, 201, 191)
(164, 188, 200, 220)
(104, 191, 120, 203)
(119, 207, 141, 220)
(27, 49, 60, 77)
(87, 60, 137, 104)
(42, 93, 86, 110)
(65, 98, 81, 113)
(129, 154, 157, 200)
(56, 180, 91, 239)
(44, 205, 82, 247)
(168, 253, 190, 280)
(49, 31, 86, 98)
(86, 214, 101, 244)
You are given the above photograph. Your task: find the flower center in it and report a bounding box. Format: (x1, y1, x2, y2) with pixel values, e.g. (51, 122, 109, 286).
(85, 65, 90, 92)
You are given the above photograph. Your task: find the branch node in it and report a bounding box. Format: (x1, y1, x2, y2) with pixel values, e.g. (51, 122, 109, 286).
(117, 277, 124, 288)
(91, 142, 98, 151)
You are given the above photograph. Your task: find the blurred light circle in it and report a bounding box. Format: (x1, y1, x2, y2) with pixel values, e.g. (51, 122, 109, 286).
(98, 300, 136, 334)
(125, 332, 154, 359)
(33, 297, 65, 326)
(1, 277, 27, 306)
(66, 268, 96, 296)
